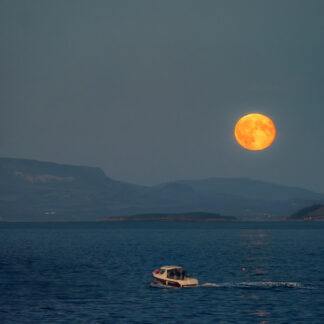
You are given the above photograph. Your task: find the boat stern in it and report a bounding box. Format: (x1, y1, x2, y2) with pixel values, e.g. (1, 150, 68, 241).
(181, 277, 199, 287)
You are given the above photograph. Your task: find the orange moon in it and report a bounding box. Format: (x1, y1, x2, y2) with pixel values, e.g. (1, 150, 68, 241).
(235, 113, 276, 151)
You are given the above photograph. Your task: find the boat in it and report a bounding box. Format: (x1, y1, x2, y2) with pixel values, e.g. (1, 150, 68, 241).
(152, 265, 199, 287)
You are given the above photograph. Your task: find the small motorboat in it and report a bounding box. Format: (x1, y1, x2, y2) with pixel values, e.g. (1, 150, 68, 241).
(152, 265, 199, 287)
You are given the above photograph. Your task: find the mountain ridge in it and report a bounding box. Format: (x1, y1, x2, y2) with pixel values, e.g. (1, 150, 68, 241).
(1, 157, 323, 221)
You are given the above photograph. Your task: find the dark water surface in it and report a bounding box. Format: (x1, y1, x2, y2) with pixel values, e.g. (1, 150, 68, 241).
(0, 221, 323, 323)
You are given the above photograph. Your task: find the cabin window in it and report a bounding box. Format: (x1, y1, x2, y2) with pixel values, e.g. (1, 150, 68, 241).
(167, 270, 175, 279)
(159, 269, 165, 275)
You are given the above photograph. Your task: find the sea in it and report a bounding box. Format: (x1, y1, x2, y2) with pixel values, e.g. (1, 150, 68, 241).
(0, 221, 323, 323)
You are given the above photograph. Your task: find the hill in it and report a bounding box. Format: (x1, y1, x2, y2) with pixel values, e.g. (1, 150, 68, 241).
(1, 157, 323, 221)
(288, 204, 324, 221)
(0, 157, 148, 221)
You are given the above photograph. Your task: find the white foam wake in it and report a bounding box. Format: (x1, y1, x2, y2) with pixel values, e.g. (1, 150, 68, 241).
(150, 281, 315, 289)
(201, 281, 308, 289)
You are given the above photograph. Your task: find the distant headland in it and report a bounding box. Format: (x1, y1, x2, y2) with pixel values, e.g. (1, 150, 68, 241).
(287, 205, 324, 221)
(100, 212, 237, 222)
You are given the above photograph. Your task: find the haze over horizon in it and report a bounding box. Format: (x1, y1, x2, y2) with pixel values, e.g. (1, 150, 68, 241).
(1, 1, 324, 193)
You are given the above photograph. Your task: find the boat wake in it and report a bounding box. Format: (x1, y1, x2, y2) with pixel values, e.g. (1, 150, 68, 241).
(150, 281, 316, 289)
(201, 281, 309, 289)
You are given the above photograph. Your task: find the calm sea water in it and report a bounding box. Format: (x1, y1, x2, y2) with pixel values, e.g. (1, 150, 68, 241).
(0, 221, 323, 323)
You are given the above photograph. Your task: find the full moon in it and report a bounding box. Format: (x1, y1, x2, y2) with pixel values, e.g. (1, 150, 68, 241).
(234, 113, 276, 151)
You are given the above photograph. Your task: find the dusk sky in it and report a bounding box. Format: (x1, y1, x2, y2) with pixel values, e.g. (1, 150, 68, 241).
(1, 0, 323, 192)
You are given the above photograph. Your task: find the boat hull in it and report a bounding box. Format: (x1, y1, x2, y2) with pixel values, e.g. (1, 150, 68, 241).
(154, 277, 198, 288)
